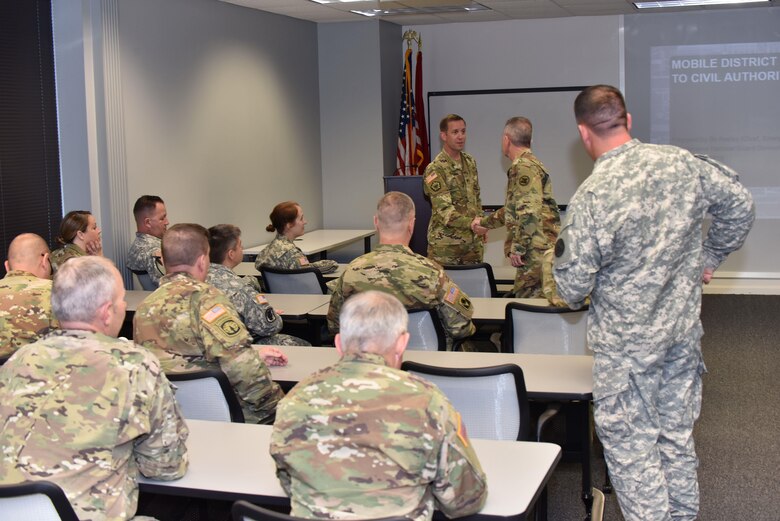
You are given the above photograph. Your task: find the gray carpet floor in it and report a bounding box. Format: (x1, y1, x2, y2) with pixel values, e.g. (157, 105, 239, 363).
(545, 294, 780, 521)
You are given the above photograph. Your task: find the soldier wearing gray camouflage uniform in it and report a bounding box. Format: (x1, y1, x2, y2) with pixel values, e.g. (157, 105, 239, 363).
(133, 223, 287, 424)
(207, 224, 309, 346)
(254, 201, 338, 275)
(423, 114, 484, 265)
(554, 85, 754, 521)
(127, 195, 169, 287)
(0, 256, 189, 521)
(328, 192, 475, 349)
(1, 233, 58, 357)
(476, 117, 560, 297)
(271, 291, 487, 521)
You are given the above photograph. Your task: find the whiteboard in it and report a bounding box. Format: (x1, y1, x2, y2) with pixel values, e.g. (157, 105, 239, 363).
(427, 88, 593, 206)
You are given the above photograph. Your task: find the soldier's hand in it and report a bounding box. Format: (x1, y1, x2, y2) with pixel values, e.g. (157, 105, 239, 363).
(702, 267, 714, 284)
(470, 217, 488, 236)
(258, 346, 288, 366)
(509, 253, 524, 267)
(85, 239, 103, 256)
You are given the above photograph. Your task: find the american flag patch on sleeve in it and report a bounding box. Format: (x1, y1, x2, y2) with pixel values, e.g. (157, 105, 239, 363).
(203, 305, 227, 323)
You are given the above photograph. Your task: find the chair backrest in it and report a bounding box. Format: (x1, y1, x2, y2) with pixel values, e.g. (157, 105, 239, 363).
(130, 269, 157, 290)
(0, 480, 79, 521)
(0, 354, 10, 366)
(443, 263, 497, 298)
(401, 362, 530, 441)
(260, 266, 327, 294)
(406, 309, 446, 352)
(231, 500, 410, 521)
(167, 369, 245, 423)
(501, 302, 590, 355)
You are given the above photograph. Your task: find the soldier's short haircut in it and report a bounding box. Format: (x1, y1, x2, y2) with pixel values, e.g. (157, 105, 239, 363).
(162, 223, 209, 268)
(340, 291, 408, 354)
(133, 195, 165, 220)
(7, 233, 49, 270)
(267, 201, 300, 234)
(52, 256, 118, 323)
(574, 85, 628, 137)
(376, 191, 415, 233)
(208, 224, 241, 264)
(57, 210, 92, 245)
(439, 114, 465, 132)
(504, 117, 533, 148)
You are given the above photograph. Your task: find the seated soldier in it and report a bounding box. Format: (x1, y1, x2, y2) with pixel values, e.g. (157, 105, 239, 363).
(271, 291, 487, 521)
(0, 233, 58, 357)
(0, 256, 188, 520)
(206, 224, 309, 345)
(127, 195, 168, 288)
(133, 223, 287, 424)
(328, 192, 475, 349)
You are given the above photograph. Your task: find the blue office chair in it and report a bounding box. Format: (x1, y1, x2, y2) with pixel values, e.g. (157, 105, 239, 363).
(0, 481, 79, 521)
(260, 267, 328, 295)
(167, 369, 245, 423)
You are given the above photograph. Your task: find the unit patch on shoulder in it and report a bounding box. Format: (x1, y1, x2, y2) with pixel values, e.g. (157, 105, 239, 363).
(265, 308, 277, 322)
(458, 295, 472, 310)
(425, 172, 438, 184)
(202, 305, 227, 323)
(555, 238, 565, 258)
(519, 175, 531, 186)
(444, 284, 460, 304)
(218, 318, 242, 337)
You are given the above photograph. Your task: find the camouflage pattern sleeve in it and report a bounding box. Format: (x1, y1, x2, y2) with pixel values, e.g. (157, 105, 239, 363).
(430, 391, 487, 517)
(50, 244, 86, 273)
(541, 248, 568, 307)
(505, 159, 546, 258)
(326, 273, 346, 333)
(0, 273, 57, 357)
(423, 163, 476, 233)
(133, 365, 189, 480)
(197, 289, 283, 423)
(695, 155, 755, 270)
(435, 273, 476, 340)
(551, 197, 598, 310)
(480, 206, 505, 230)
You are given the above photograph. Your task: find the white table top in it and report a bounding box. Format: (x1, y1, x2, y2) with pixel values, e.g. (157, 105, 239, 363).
(490, 265, 517, 284)
(243, 229, 375, 256)
(139, 419, 561, 519)
(268, 346, 593, 400)
(125, 291, 329, 320)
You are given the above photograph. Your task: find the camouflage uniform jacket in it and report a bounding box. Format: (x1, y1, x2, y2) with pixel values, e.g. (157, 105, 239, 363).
(481, 150, 561, 257)
(133, 271, 283, 423)
(50, 243, 86, 273)
(127, 232, 165, 286)
(0, 270, 58, 358)
(327, 244, 475, 341)
(0, 329, 189, 521)
(553, 140, 754, 399)
(206, 263, 283, 339)
(270, 351, 487, 521)
(254, 234, 338, 274)
(423, 150, 484, 264)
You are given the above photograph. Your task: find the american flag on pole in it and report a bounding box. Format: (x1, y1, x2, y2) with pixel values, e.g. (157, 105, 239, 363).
(395, 48, 417, 176)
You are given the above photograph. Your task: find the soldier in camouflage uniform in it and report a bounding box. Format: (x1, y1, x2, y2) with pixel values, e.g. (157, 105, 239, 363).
(271, 291, 487, 521)
(133, 223, 287, 424)
(207, 224, 309, 346)
(127, 195, 169, 288)
(0, 256, 189, 521)
(554, 85, 754, 521)
(50, 210, 103, 272)
(255, 201, 338, 275)
(0, 233, 58, 357)
(328, 192, 475, 350)
(475, 117, 561, 297)
(423, 114, 484, 265)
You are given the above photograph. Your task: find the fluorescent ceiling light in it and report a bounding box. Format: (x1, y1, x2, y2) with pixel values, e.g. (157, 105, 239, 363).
(634, 0, 769, 8)
(349, 2, 489, 17)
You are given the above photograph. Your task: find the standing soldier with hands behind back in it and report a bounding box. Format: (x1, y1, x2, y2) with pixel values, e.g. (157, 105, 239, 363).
(424, 114, 485, 265)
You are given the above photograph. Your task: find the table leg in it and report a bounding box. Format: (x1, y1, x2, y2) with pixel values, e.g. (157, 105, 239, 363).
(570, 400, 594, 520)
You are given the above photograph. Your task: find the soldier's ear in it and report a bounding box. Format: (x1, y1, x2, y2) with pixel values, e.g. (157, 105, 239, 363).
(334, 334, 344, 357)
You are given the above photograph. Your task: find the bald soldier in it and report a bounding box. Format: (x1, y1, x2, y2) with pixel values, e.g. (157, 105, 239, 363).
(0, 256, 188, 521)
(0, 233, 58, 357)
(272, 291, 487, 521)
(328, 192, 475, 350)
(133, 223, 287, 424)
